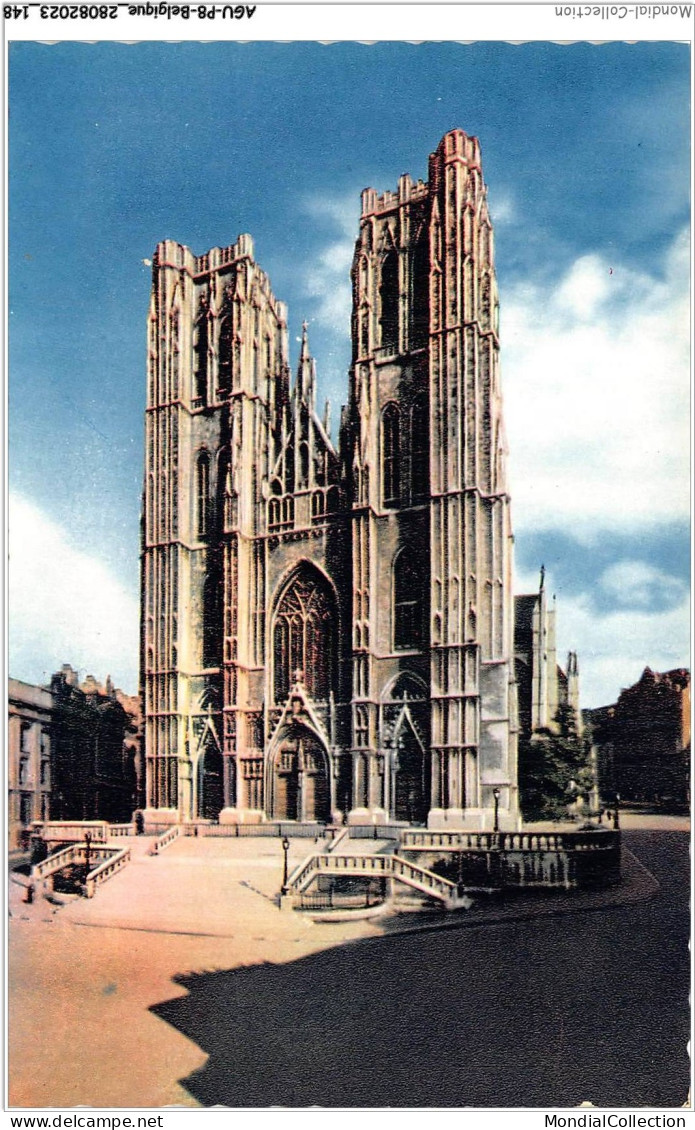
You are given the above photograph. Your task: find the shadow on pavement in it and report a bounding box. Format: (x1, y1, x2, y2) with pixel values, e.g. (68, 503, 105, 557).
(150, 832, 689, 1109)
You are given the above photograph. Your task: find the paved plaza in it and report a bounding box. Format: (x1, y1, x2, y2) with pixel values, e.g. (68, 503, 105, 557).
(8, 815, 690, 1108)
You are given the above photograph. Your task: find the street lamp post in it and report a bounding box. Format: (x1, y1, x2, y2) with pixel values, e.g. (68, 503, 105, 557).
(613, 793, 621, 831)
(83, 831, 92, 897)
(281, 835, 291, 894)
(493, 787, 501, 834)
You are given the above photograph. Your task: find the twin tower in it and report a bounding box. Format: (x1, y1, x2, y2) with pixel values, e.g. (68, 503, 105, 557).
(141, 130, 520, 831)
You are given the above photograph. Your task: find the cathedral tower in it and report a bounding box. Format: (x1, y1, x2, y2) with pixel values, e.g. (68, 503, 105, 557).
(347, 129, 518, 828)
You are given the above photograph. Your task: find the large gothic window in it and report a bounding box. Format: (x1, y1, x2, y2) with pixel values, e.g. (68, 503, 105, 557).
(382, 404, 400, 506)
(394, 550, 425, 650)
(273, 567, 336, 703)
(379, 250, 399, 353)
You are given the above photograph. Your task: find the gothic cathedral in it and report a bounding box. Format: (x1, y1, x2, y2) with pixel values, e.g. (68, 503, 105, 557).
(142, 130, 520, 831)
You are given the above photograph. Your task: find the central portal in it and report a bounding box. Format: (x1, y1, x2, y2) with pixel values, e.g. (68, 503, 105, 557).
(273, 727, 330, 823)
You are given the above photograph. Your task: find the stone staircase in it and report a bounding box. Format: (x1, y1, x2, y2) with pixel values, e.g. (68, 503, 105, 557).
(285, 847, 471, 910)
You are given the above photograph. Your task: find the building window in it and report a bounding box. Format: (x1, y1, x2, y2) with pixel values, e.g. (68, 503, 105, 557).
(40, 760, 49, 786)
(382, 404, 400, 506)
(355, 704, 369, 748)
(20, 793, 33, 826)
(299, 442, 310, 487)
(410, 397, 428, 502)
(196, 452, 210, 539)
(311, 491, 324, 521)
(379, 250, 398, 353)
(394, 550, 424, 650)
(19, 757, 29, 786)
(218, 315, 233, 394)
(273, 567, 336, 703)
(410, 229, 430, 349)
(193, 312, 208, 403)
(20, 721, 31, 752)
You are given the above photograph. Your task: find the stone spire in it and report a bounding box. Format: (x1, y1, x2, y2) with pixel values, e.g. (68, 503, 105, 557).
(295, 320, 316, 411)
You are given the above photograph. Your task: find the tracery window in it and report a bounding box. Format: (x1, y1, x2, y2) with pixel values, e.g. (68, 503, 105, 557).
(394, 550, 425, 650)
(382, 404, 400, 506)
(379, 250, 399, 353)
(273, 568, 336, 703)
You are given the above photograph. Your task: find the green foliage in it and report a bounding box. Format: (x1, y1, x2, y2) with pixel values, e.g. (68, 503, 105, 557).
(519, 704, 595, 822)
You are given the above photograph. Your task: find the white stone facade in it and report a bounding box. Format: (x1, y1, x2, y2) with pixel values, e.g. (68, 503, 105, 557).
(142, 130, 520, 830)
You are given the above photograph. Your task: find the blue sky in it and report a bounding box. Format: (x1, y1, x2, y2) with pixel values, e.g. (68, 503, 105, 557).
(8, 40, 691, 704)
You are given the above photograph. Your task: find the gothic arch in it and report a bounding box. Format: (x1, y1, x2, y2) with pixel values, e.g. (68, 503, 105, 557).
(269, 722, 331, 823)
(195, 449, 210, 540)
(193, 307, 209, 403)
(381, 402, 400, 507)
(410, 225, 430, 349)
(391, 711, 429, 824)
(197, 737, 224, 820)
(381, 671, 428, 703)
(379, 249, 399, 353)
(271, 561, 339, 704)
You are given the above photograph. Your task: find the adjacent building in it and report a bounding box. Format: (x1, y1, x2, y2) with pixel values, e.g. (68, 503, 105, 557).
(142, 130, 520, 830)
(7, 665, 141, 848)
(8, 679, 53, 849)
(587, 667, 690, 808)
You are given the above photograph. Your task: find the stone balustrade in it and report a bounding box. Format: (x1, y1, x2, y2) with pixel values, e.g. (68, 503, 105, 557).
(150, 824, 182, 854)
(84, 849, 131, 898)
(108, 823, 134, 837)
(34, 820, 110, 844)
(400, 827, 621, 890)
(287, 851, 458, 904)
(400, 828, 619, 854)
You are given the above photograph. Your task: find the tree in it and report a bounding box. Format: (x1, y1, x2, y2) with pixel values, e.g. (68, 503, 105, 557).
(519, 703, 595, 822)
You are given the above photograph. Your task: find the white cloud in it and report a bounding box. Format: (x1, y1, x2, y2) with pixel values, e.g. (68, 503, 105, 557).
(488, 191, 516, 226)
(8, 493, 139, 692)
(514, 561, 691, 709)
(300, 194, 358, 335)
(598, 560, 687, 611)
(557, 588, 691, 710)
(503, 229, 690, 534)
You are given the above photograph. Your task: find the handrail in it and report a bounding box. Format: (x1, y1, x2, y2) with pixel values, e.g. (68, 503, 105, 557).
(150, 825, 181, 855)
(287, 851, 458, 903)
(326, 827, 350, 854)
(84, 848, 130, 898)
(400, 829, 619, 853)
(35, 821, 109, 843)
(108, 823, 133, 837)
(32, 844, 83, 880)
(32, 844, 120, 883)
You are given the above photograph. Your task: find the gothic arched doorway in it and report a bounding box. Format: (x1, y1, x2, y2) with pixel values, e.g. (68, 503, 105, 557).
(393, 719, 429, 825)
(273, 727, 331, 823)
(198, 742, 224, 820)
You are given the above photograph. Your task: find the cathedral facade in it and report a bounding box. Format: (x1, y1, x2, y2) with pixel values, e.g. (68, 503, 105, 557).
(141, 129, 520, 831)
